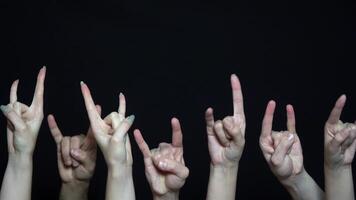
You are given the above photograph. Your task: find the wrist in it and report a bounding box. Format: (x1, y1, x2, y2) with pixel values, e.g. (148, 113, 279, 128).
(325, 164, 351, 175)
(7, 153, 33, 170)
(62, 180, 90, 189)
(153, 192, 179, 200)
(108, 165, 133, 180)
(280, 168, 308, 188)
(210, 162, 239, 173)
(209, 163, 239, 185)
(60, 182, 89, 200)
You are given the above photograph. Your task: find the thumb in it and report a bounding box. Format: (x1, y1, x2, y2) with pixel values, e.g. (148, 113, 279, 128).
(153, 156, 189, 179)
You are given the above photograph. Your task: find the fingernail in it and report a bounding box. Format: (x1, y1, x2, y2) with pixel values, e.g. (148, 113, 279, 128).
(288, 134, 294, 140)
(159, 161, 167, 169)
(73, 162, 79, 168)
(127, 115, 135, 122)
(80, 81, 85, 85)
(119, 92, 124, 97)
(0, 105, 8, 112)
(71, 149, 78, 156)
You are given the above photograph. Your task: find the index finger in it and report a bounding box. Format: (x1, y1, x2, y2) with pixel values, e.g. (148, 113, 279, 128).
(10, 80, 19, 104)
(327, 95, 346, 125)
(82, 105, 101, 150)
(261, 100, 276, 138)
(133, 129, 151, 158)
(231, 74, 244, 116)
(80, 81, 102, 130)
(31, 66, 46, 109)
(286, 104, 296, 133)
(171, 117, 183, 147)
(47, 114, 63, 144)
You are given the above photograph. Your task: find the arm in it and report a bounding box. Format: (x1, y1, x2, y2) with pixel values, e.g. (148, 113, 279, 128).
(133, 118, 189, 200)
(259, 101, 324, 200)
(47, 112, 99, 200)
(324, 95, 356, 200)
(81, 82, 136, 200)
(205, 74, 246, 200)
(0, 67, 46, 200)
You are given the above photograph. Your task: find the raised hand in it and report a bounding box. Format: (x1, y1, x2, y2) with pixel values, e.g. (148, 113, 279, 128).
(134, 118, 189, 199)
(259, 101, 303, 180)
(1, 67, 46, 156)
(205, 74, 245, 200)
(324, 95, 356, 168)
(324, 95, 355, 200)
(80, 81, 135, 200)
(259, 101, 324, 200)
(0, 67, 46, 200)
(48, 107, 100, 184)
(80, 81, 134, 167)
(205, 74, 246, 167)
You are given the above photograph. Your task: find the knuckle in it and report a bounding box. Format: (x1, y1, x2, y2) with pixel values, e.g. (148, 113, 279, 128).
(214, 121, 222, 129)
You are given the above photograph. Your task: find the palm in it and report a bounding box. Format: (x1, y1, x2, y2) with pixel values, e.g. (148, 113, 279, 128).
(325, 122, 356, 165)
(208, 117, 245, 164)
(60, 162, 93, 183)
(148, 145, 184, 193)
(108, 137, 133, 165)
(11, 106, 41, 150)
(271, 132, 303, 178)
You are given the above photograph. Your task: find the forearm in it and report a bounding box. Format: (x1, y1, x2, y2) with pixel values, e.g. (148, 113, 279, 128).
(206, 163, 239, 200)
(0, 155, 33, 200)
(280, 169, 325, 200)
(325, 165, 354, 200)
(106, 166, 135, 200)
(59, 182, 89, 200)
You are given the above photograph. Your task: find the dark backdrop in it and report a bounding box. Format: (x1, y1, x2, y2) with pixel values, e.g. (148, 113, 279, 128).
(0, 1, 355, 199)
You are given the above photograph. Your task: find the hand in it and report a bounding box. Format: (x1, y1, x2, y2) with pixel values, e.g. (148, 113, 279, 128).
(259, 101, 304, 181)
(205, 74, 246, 167)
(0, 67, 46, 156)
(134, 118, 189, 198)
(324, 95, 356, 169)
(48, 107, 100, 184)
(80, 81, 135, 168)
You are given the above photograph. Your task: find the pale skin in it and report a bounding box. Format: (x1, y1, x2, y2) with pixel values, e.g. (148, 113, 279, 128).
(80, 81, 135, 200)
(133, 118, 189, 200)
(324, 95, 356, 200)
(0, 67, 46, 200)
(260, 100, 324, 200)
(205, 74, 246, 200)
(47, 105, 101, 200)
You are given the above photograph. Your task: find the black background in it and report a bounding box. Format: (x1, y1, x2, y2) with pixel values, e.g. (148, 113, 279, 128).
(0, 1, 355, 199)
